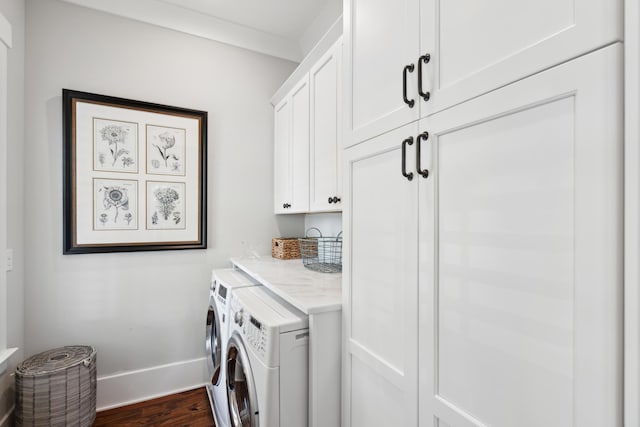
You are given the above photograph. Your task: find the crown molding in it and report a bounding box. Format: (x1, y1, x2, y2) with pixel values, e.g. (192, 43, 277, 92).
(59, 0, 302, 62)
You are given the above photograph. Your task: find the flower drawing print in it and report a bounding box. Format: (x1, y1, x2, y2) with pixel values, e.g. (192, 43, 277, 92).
(93, 178, 138, 230)
(93, 118, 138, 173)
(147, 125, 186, 176)
(146, 181, 186, 230)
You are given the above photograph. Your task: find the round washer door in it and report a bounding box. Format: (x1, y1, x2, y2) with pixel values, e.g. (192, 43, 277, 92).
(205, 293, 222, 385)
(226, 333, 259, 427)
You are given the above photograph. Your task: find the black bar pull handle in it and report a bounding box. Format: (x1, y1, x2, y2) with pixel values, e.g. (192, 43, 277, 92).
(418, 54, 431, 102)
(416, 131, 429, 179)
(402, 137, 414, 181)
(403, 64, 415, 108)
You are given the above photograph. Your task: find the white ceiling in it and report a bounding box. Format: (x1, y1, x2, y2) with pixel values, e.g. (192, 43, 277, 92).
(59, 0, 342, 62)
(159, 0, 331, 40)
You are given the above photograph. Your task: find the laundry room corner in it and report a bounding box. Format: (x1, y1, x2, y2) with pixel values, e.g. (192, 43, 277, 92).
(22, 0, 301, 410)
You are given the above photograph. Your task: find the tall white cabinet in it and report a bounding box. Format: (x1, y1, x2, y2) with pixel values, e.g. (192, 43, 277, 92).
(343, 122, 420, 427)
(343, 0, 624, 426)
(418, 45, 622, 427)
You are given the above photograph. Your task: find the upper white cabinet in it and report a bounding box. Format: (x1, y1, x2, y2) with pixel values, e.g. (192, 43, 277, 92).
(273, 36, 343, 214)
(344, 0, 622, 147)
(310, 40, 343, 212)
(274, 77, 310, 214)
(274, 96, 291, 213)
(344, 0, 420, 146)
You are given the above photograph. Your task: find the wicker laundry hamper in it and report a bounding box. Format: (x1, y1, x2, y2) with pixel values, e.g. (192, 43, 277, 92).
(14, 345, 97, 427)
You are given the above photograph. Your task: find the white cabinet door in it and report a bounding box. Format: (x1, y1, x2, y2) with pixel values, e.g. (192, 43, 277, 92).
(419, 44, 623, 427)
(343, 122, 419, 427)
(274, 78, 310, 214)
(274, 97, 291, 214)
(344, 0, 420, 147)
(289, 77, 310, 213)
(419, 0, 622, 116)
(310, 40, 342, 212)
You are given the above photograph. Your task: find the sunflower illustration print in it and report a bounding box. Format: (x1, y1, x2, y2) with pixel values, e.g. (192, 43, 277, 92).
(93, 178, 138, 230)
(93, 118, 138, 173)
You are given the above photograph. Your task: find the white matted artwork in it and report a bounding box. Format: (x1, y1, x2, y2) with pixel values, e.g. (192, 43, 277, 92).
(146, 125, 186, 176)
(93, 118, 138, 173)
(63, 89, 207, 254)
(93, 178, 138, 230)
(146, 181, 186, 230)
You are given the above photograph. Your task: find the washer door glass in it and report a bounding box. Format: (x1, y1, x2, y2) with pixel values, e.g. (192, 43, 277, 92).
(227, 333, 259, 427)
(205, 294, 222, 386)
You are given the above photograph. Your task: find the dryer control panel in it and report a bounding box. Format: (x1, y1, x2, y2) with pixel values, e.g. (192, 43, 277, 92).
(215, 283, 228, 305)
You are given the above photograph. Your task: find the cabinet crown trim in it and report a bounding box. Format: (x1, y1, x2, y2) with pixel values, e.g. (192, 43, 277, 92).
(270, 16, 342, 106)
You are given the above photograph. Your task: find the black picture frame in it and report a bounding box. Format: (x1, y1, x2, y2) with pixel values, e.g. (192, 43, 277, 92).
(62, 89, 207, 254)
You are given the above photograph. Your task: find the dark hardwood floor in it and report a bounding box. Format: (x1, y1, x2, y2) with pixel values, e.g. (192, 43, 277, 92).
(93, 387, 216, 427)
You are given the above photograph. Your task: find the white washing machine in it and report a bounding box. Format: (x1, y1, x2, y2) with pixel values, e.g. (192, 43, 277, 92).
(226, 286, 309, 427)
(206, 269, 260, 427)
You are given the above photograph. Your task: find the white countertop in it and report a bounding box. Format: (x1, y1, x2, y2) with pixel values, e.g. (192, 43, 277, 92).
(230, 256, 342, 315)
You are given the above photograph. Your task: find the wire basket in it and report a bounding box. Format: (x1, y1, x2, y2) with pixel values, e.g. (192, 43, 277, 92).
(298, 228, 342, 273)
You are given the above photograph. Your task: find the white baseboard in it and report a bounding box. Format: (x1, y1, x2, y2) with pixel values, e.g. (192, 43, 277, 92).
(0, 405, 13, 427)
(97, 357, 208, 411)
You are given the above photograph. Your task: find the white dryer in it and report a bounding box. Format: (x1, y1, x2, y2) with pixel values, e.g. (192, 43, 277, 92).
(206, 269, 260, 427)
(226, 286, 309, 427)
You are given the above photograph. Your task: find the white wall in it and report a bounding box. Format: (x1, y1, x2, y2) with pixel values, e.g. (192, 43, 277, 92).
(0, 0, 24, 424)
(305, 213, 342, 238)
(25, 0, 302, 409)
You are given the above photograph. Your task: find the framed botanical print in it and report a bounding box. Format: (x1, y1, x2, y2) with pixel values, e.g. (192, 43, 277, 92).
(63, 89, 207, 254)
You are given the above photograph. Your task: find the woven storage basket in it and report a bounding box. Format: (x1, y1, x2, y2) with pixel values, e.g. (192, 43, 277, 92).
(272, 238, 301, 259)
(15, 345, 97, 427)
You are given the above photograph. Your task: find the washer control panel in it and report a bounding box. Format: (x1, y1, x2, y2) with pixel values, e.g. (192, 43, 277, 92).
(246, 315, 266, 358)
(233, 308, 267, 357)
(233, 305, 266, 358)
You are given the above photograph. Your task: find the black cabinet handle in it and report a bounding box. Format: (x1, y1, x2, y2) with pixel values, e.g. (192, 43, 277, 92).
(332, 196, 341, 203)
(282, 203, 291, 209)
(403, 64, 415, 108)
(401, 137, 414, 181)
(418, 54, 431, 102)
(416, 131, 429, 179)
